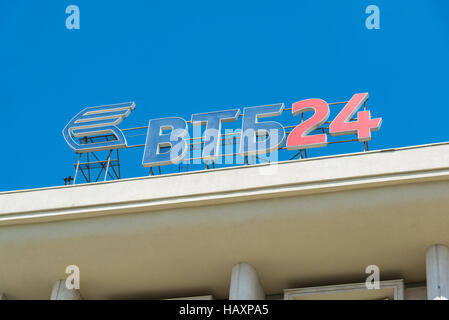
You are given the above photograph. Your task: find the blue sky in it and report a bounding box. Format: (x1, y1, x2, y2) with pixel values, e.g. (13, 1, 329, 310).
(1, 0, 448, 191)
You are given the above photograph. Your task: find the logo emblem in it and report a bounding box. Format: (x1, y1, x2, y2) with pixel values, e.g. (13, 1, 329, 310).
(62, 102, 135, 152)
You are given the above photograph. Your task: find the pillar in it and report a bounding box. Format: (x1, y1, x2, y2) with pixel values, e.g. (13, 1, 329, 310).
(426, 244, 449, 300)
(229, 262, 265, 300)
(50, 280, 82, 300)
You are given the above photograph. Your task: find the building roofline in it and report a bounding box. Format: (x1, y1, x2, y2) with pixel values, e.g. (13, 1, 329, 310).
(2, 140, 449, 196)
(1, 140, 449, 226)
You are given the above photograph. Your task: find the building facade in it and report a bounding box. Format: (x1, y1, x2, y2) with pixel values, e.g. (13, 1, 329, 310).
(1, 142, 449, 300)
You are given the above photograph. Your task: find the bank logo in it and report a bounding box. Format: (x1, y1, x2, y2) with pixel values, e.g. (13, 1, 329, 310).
(62, 102, 135, 152)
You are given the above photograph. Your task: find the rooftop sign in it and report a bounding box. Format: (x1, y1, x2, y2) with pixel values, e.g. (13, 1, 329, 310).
(63, 93, 382, 170)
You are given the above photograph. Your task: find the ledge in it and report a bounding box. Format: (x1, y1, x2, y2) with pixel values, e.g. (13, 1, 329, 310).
(1, 141, 449, 226)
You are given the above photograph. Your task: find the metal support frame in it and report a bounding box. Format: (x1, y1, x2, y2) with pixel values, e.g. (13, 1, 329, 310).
(72, 135, 121, 185)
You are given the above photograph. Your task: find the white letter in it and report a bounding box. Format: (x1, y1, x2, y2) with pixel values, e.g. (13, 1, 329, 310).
(365, 264, 380, 289)
(365, 5, 380, 30)
(66, 5, 80, 30)
(65, 264, 80, 290)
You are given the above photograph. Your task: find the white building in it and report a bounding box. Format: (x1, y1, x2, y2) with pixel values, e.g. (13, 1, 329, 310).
(1, 142, 449, 300)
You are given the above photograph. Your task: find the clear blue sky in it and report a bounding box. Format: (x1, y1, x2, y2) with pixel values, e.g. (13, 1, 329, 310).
(1, 0, 448, 191)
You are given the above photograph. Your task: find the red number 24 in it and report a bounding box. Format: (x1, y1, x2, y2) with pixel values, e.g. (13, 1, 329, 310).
(286, 93, 382, 150)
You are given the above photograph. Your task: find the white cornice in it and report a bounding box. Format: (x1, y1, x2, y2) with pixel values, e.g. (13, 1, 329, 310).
(1, 141, 449, 226)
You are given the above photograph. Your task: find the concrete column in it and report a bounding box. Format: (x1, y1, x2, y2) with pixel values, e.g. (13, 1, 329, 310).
(426, 244, 449, 300)
(229, 262, 265, 300)
(50, 280, 82, 300)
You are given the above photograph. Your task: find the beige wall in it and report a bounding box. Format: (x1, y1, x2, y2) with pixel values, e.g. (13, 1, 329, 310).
(1, 142, 449, 299)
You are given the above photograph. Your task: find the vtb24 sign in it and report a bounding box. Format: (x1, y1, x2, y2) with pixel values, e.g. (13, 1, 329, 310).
(63, 93, 382, 168)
